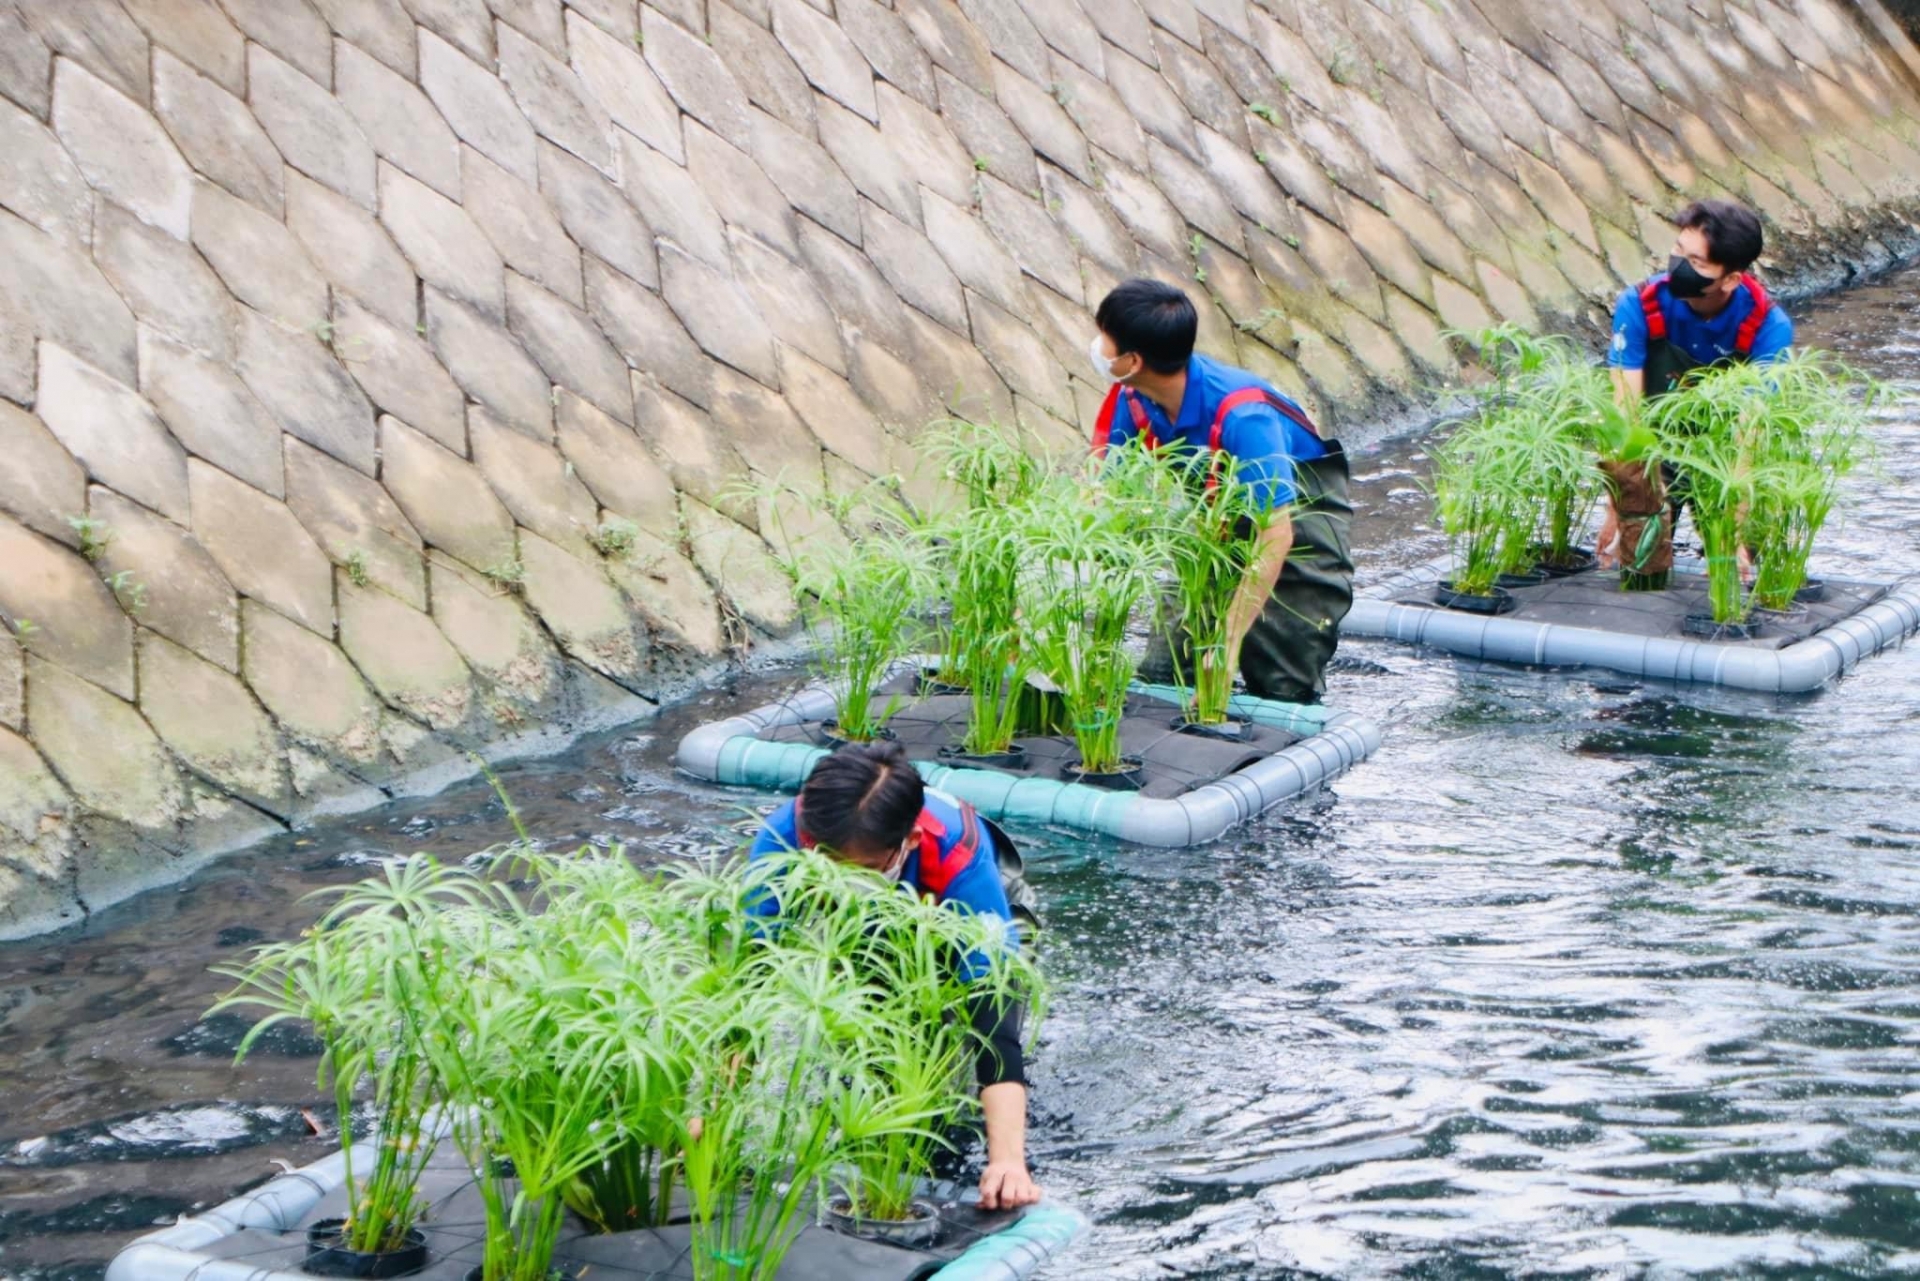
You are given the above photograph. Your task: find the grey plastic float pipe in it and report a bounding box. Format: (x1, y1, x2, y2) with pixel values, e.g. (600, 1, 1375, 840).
(106, 1143, 367, 1281)
(1344, 585, 1920, 693)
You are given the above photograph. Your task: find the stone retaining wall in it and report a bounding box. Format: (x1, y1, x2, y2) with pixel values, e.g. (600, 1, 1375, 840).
(3, 0, 1919, 936)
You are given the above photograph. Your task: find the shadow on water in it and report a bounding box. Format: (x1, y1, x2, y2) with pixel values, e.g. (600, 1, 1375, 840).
(5, 268, 1920, 1278)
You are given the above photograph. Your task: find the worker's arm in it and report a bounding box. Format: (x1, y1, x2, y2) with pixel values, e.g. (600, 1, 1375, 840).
(1610, 364, 1645, 407)
(978, 1081, 1040, 1209)
(1225, 514, 1292, 669)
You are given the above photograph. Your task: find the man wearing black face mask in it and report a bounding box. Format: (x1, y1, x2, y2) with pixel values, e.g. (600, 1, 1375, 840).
(1597, 199, 1794, 572)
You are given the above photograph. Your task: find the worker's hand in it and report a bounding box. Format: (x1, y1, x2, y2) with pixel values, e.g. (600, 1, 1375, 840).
(1595, 504, 1621, 570)
(978, 1159, 1042, 1210)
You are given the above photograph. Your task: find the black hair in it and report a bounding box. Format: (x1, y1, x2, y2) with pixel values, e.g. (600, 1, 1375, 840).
(1095, 278, 1198, 374)
(799, 740, 925, 861)
(1676, 199, 1764, 274)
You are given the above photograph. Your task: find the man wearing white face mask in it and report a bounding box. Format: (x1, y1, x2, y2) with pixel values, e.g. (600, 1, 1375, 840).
(1090, 278, 1354, 705)
(748, 741, 1042, 1211)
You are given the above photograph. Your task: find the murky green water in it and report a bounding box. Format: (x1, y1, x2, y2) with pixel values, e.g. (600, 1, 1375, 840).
(4, 267, 1919, 1279)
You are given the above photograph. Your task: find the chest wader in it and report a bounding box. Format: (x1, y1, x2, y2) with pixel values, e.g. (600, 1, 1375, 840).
(1615, 274, 1776, 592)
(1099, 386, 1355, 707)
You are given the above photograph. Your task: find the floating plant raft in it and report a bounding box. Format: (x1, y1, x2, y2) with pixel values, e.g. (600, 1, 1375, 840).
(677, 669, 1381, 847)
(1341, 557, 1920, 693)
(107, 1143, 1088, 1281)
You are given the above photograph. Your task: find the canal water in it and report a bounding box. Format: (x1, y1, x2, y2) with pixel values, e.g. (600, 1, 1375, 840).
(4, 265, 1919, 1280)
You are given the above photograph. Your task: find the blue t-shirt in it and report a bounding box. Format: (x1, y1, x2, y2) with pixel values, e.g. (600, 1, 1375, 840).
(1607, 277, 1793, 371)
(1102, 353, 1326, 510)
(747, 789, 1019, 981)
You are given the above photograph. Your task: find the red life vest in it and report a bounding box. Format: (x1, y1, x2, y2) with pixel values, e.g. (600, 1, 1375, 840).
(1638, 272, 1774, 357)
(794, 798, 984, 896)
(1091, 383, 1321, 493)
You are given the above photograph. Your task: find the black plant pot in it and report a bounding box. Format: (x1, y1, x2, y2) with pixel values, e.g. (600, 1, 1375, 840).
(305, 1219, 429, 1279)
(1683, 612, 1759, 642)
(1169, 715, 1253, 742)
(916, 667, 969, 697)
(1534, 546, 1597, 577)
(1495, 567, 1549, 589)
(819, 722, 898, 752)
(1795, 578, 1827, 604)
(1061, 758, 1146, 791)
(937, 743, 1029, 771)
(1434, 581, 1517, 615)
(1752, 602, 1810, 626)
(826, 1196, 941, 1249)
(464, 1266, 584, 1281)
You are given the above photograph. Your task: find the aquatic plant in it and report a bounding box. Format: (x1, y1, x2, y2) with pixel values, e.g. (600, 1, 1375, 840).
(938, 510, 1034, 755)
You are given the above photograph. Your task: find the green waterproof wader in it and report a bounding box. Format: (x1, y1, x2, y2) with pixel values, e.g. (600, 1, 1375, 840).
(1140, 441, 1356, 706)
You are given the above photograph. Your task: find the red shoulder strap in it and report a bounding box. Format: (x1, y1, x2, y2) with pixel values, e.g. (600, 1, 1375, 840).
(1207, 387, 1321, 493)
(917, 803, 980, 896)
(1091, 387, 1156, 456)
(1734, 274, 1772, 356)
(1640, 277, 1669, 342)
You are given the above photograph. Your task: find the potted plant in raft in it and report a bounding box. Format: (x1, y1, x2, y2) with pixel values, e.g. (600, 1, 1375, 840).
(935, 513, 1035, 768)
(1644, 374, 1767, 639)
(1021, 489, 1160, 788)
(1427, 413, 1524, 614)
(212, 859, 464, 1279)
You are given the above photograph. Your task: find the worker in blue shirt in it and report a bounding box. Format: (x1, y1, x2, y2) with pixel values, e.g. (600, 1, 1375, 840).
(1089, 278, 1354, 705)
(1599, 199, 1794, 573)
(748, 741, 1041, 1211)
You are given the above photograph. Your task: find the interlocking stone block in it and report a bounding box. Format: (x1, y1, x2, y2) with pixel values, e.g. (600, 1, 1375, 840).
(869, 87, 967, 210)
(241, 599, 382, 758)
(728, 229, 847, 377)
(797, 218, 917, 362)
(248, 45, 377, 209)
(36, 343, 188, 524)
(137, 329, 285, 498)
(499, 23, 613, 173)
(517, 529, 643, 681)
(1152, 29, 1245, 148)
(379, 415, 518, 568)
(966, 289, 1071, 418)
(567, 9, 684, 161)
(285, 438, 427, 610)
(1292, 110, 1383, 210)
(221, 0, 332, 85)
(189, 459, 334, 635)
(606, 530, 727, 660)
(1049, 57, 1142, 170)
(631, 377, 752, 515)
(710, 2, 817, 138)
(505, 271, 633, 424)
(644, 7, 753, 148)
(990, 61, 1092, 183)
(1297, 211, 1387, 323)
(0, 632, 19, 729)
(424, 288, 555, 441)
(1342, 197, 1435, 309)
(471, 406, 599, 555)
(1477, 258, 1540, 329)
(309, 0, 417, 78)
(137, 632, 287, 811)
(0, 514, 134, 698)
(151, 50, 283, 214)
(747, 109, 863, 244)
(89, 486, 237, 672)
(815, 96, 922, 226)
(618, 133, 731, 269)
(401, 0, 495, 63)
(0, 7, 51, 120)
(706, 365, 828, 494)
(1430, 270, 1495, 335)
(681, 497, 797, 632)
(903, 307, 1014, 424)
(897, 0, 991, 87)
(335, 40, 461, 200)
(462, 147, 583, 305)
(933, 68, 1036, 190)
(922, 189, 1026, 311)
(1191, 124, 1286, 233)
(954, 0, 1049, 82)
(841, 0, 938, 109)
(427, 552, 559, 708)
(1096, 156, 1187, 262)
(0, 99, 91, 246)
(0, 727, 65, 854)
(337, 579, 474, 730)
(21, 2, 151, 105)
(379, 161, 505, 320)
(555, 390, 680, 537)
(655, 246, 779, 389)
(1379, 178, 1474, 285)
(685, 122, 802, 258)
(27, 656, 179, 829)
(779, 346, 891, 475)
(774, 0, 879, 121)
(1511, 145, 1600, 255)
(1037, 165, 1132, 275)
(981, 175, 1088, 300)
(1102, 43, 1197, 161)
(50, 59, 191, 239)
(420, 28, 538, 183)
(190, 181, 329, 327)
(286, 172, 418, 332)
(585, 258, 715, 406)
(538, 140, 658, 287)
(328, 296, 467, 455)
(92, 203, 234, 363)
(234, 308, 378, 476)
(862, 203, 969, 334)
(848, 336, 938, 431)
(0, 402, 83, 546)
